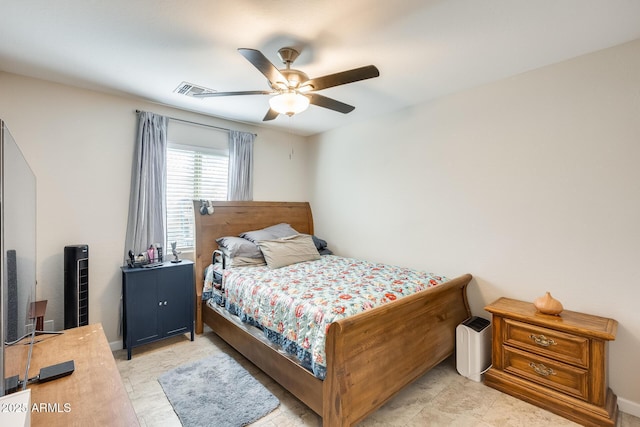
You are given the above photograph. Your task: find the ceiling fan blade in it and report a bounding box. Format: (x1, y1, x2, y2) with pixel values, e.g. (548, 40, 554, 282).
(263, 108, 279, 121)
(193, 90, 273, 98)
(308, 94, 355, 114)
(305, 65, 379, 91)
(238, 48, 288, 87)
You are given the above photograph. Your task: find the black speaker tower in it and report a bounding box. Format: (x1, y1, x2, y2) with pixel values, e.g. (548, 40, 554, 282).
(64, 244, 89, 329)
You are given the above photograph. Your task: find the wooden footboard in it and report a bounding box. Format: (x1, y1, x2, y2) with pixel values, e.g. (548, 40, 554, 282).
(323, 273, 471, 426)
(200, 273, 471, 426)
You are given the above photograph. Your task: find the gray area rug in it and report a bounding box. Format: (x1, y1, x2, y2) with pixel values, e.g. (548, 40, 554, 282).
(158, 352, 280, 427)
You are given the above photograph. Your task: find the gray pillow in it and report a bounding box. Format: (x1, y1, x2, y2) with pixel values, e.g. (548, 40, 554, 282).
(312, 235, 328, 250)
(240, 223, 298, 243)
(256, 234, 321, 269)
(216, 236, 263, 259)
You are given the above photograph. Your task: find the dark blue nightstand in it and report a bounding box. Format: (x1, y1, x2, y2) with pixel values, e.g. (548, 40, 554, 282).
(121, 260, 194, 359)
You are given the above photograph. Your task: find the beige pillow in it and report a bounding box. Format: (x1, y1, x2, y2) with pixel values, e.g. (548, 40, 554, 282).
(226, 256, 266, 268)
(256, 234, 321, 269)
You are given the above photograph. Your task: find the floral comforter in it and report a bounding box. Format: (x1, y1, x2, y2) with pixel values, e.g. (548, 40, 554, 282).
(203, 255, 448, 379)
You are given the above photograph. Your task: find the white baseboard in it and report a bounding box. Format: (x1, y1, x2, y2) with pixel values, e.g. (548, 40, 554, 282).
(619, 397, 640, 418)
(109, 340, 123, 352)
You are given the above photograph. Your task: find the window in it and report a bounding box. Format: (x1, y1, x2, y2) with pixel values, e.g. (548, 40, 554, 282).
(166, 144, 228, 251)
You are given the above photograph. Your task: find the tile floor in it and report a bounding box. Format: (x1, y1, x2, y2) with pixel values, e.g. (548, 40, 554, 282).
(114, 330, 640, 427)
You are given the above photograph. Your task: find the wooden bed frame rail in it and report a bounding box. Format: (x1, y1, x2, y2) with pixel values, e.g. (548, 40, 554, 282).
(192, 201, 472, 426)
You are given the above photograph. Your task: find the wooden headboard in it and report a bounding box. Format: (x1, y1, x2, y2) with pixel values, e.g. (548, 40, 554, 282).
(191, 200, 314, 332)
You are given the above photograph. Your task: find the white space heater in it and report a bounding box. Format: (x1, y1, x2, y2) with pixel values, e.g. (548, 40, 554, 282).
(456, 316, 492, 382)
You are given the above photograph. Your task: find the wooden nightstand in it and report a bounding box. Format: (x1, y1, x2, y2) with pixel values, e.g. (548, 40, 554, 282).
(484, 297, 618, 427)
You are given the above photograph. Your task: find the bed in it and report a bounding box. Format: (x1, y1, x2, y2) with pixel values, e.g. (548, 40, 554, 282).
(192, 201, 472, 426)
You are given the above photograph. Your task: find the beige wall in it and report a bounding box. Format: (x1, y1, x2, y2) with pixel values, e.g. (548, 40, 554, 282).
(0, 72, 309, 349)
(308, 39, 640, 413)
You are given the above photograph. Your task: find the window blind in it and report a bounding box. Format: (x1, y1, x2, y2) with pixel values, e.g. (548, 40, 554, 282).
(166, 145, 228, 251)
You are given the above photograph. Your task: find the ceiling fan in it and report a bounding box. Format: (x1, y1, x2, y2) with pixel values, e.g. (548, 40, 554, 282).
(194, 47, 380, 121)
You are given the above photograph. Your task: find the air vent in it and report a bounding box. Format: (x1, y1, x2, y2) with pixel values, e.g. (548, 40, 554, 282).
(174, 82, 216, 97)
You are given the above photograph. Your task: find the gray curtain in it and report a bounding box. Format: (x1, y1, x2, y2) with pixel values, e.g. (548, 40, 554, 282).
(228, 130, 255, 200)
(124, 111, 168, 260)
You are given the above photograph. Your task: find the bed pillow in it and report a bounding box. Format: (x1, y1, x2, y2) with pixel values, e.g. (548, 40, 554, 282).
(256, 234, 321, 269)
(218, 248, 266, 268)
(240, 223, 298, 243)
(227, 256, 266, 268)
(312, 235, 327, 250)
(312, 235, 333, 255)
(216, 236, 263, 259)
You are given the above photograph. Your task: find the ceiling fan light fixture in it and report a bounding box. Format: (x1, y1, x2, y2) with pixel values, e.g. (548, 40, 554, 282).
(269, 92, 310, 116)
(297, 83, 314, 93)
(273, 81, 288, 91)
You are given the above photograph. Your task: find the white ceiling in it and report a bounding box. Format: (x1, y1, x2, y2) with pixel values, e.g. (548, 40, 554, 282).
(2, 1, 640, 136)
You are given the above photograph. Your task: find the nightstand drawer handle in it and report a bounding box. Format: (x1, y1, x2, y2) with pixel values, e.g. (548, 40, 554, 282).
(529, 362, 556, 377)
(529, 334, 556, 347)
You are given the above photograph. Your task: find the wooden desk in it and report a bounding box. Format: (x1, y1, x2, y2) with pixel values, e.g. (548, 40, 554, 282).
(19, 324, 138, 426)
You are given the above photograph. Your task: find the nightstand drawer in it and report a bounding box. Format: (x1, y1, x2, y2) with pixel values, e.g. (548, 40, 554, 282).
(504, 318, 589, 367)
(504, 346, 588, 400)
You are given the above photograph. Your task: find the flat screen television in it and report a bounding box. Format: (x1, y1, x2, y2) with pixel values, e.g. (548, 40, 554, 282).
(0, 119, 37, 396)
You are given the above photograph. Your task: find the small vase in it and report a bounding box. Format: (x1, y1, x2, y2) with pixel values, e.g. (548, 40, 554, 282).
(534, 292, 563, 315)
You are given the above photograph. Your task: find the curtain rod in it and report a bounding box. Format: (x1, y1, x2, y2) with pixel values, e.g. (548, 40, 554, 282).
(135, 109, 257, 136)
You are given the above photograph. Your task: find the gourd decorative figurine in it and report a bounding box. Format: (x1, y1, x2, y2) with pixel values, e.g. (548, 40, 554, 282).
(171, 241, 182, 263)
(534, 291, 563, 315)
